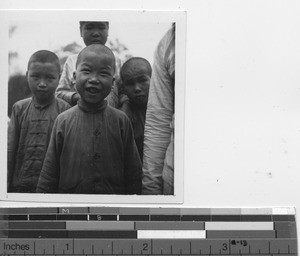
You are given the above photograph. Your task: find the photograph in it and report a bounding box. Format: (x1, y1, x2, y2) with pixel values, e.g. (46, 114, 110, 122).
(0, 10, 186, 203)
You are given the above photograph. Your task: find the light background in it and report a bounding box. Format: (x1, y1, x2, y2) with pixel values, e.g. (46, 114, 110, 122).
(8, 18, 172, 75)
(0, 0, 300, 240)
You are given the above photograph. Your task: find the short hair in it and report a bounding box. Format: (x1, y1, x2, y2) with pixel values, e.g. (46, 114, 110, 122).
(120, 57, 152, 81)
(27, 50, 60, 73)
(79, 21, 109, 30)
(76, 44, 116, 72)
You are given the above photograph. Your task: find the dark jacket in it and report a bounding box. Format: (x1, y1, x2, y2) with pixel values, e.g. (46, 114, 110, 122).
(36, 100, 142, 194)
(7, 97, 70, 192)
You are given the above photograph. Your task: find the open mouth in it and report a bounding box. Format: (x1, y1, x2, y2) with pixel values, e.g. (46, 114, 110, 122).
(86, 87, 100, 94)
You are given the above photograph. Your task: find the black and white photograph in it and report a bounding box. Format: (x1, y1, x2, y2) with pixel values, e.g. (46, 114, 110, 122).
(1, 10, 186, 203)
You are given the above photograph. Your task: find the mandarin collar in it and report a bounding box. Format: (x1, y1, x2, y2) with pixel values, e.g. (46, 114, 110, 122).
(32, 96, 55, 110)
(78, 99, 108, 113)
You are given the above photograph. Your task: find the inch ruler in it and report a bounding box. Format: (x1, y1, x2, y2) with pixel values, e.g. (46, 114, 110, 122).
(0, 207, 298, 256)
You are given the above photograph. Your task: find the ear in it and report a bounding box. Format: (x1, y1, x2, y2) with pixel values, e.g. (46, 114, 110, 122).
(26, 71, 29, 81)
(73, 71, 76, 81)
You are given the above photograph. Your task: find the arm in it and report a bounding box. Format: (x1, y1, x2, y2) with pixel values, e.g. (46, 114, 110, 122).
(142, 26, 175, 195)
(123, 116, 142, 194)
(56, 55, 80, 106)
(7, 105, 20, 191)
(36, 118, 63, 193)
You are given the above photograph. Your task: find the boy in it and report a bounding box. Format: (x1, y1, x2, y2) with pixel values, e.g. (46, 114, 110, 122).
(36, 44, 142, 194)
(7, 50, 70, 192)
(119, 57, 152, 162)
(56, 21, 118, 108)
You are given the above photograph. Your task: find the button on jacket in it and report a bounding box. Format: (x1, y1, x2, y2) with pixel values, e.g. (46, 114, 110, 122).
(7, 97, 70, 192)
(36, 100, 142, 194)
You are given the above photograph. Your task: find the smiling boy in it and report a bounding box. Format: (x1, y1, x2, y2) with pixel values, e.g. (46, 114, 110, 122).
(7, 50, 70, 192)
(56, 21, 118, 108)
(36, 44, 142, 194)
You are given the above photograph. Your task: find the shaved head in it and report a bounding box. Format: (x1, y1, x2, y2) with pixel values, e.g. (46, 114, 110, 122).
(76, 44, 116, 72)
(27, 50, 60, 73)
(120, 57, 152, 81)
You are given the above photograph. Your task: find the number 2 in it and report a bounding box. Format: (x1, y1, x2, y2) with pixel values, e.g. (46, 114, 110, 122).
(142, 243, 148, 251)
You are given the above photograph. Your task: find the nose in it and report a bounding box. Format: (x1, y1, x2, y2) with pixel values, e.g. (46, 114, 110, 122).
(38, 80, 47, 88)
(134, 83, 142, 93)
(92, 29, 101, 37)
(88, 76, 100, 84)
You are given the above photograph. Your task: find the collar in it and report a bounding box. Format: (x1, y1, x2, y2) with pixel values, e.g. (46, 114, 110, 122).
(32, 96, 55, 110)
(78, 99, 108, 113)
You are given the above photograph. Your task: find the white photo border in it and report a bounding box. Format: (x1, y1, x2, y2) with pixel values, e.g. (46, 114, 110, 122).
(0, 9, 186, 204)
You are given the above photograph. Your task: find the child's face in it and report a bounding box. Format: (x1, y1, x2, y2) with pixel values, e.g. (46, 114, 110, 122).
(122, 63, 150, 106)
(27, 62, 60, 104)
(75, 50, 114, 105)
(80, 22, 108, 46)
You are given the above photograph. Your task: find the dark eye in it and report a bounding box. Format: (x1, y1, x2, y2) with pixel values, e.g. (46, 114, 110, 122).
(138, 77, 149, 83)
(101, 71, 111, 76)
(124, 82, 134, 87)
(84, 25, 94, 30)
(81, 68, 91, 74)
(96, 24, 107, 30)
(46, 75, 56, 80)
(30, 74, 39, 78)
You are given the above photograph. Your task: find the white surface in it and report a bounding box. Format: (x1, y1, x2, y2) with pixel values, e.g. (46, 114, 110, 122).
(205, 222, 274, 230)
(137, 230, 206, 239)
(0, 0, 299, 241)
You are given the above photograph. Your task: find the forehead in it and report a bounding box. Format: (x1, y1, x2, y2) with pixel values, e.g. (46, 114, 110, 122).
(122, 61, 150, 79)
(81, 22, 108, 28)
(78, 50, 114, 66)
(28, 61, 59, 73)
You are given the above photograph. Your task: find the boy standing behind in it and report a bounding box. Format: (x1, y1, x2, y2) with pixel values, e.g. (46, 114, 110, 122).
(36, 45, 142, 194)
(56, 21, 118, 108)
(119, 57, 152, 162)
(8, 50, 70, 192)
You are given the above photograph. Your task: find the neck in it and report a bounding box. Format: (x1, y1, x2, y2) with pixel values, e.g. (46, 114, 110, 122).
(33, 95, 54, 108)
(78, 99, 107, 113)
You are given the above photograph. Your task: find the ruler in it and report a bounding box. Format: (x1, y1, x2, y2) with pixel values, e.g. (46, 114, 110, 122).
(0, 207, 297, 256)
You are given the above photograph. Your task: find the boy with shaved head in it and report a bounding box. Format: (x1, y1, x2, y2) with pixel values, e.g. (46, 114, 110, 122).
(37, 45, 142, 194)
(119, 57, 152, 161)
(8, 50, 70, 192)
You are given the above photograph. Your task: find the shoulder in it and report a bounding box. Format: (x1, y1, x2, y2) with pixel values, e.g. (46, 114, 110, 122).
(12, 97, 32, 112)
(56, 105, 78, 122)
(54, 97, 71, 109)
(107, 106, 130, 120)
